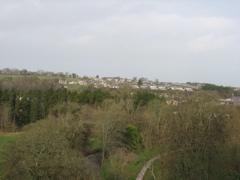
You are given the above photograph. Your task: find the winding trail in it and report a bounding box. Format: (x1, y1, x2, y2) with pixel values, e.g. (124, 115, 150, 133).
(136, 149, 183, 180)
(86, 152, 102, 170)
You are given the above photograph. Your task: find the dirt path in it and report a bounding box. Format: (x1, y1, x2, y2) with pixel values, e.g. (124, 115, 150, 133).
(86, 152, 102, 170)
(136, 149, 183, 180)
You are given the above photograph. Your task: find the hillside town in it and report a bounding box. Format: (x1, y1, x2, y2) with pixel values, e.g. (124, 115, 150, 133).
(59, 76, 203, 91)
(59, 76, 240, 106)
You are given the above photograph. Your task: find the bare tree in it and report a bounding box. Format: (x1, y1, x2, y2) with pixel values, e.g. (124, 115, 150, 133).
(37, 70, 45, 76)
(2, 68, 10, 74)
(93, 99, 129, 166)
(20, 69, 28, 75)
(0, 103, 16, 131)
(11, 68, 20, 75)
(167, 91, 228, 179)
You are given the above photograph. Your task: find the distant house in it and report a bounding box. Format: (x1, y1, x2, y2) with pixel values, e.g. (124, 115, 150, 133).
(158, 86, 167, 90)
(141, 85, 149, 89)
(220, 98, 232, 105)
(78, 80, 87, 85)
(185, 88, 193, 92)
(110, 84, 119, 89)
(59, 79, 68, 84)
(150, 85, 157, 90)
(69, 81, 78, 85)
(176, 87, 184, 91)
(233, 96, 240, 104)
(132, 84, 139, 89)
(125, 79, 132, 83)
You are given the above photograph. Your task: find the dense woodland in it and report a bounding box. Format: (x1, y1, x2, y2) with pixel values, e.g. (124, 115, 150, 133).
(202, 83, 233, 94)
(1, 76, 240, 179)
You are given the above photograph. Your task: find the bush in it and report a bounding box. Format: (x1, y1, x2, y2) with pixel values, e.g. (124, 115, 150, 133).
(1, 117, 96, 180)
(123, 125, 143, 151)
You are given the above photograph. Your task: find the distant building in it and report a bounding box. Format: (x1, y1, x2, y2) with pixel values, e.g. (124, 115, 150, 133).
(78, 80, 87, 85)
(69, 81, 78, 85)
(233, 95, 240, 104)
(59, 79, 68, 84)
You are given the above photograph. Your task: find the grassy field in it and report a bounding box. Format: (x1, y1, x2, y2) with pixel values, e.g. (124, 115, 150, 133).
(0, 74, 86, 89)
(0, 133, 19, 179)
(65, 84, 89, 89)
(0, 133, 19, 146)
(0, 133, 19, 163)
(0, 74, 80, 81)
(0, 74, 22, 79)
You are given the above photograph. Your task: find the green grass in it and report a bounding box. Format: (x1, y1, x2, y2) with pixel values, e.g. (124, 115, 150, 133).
(65, 84, 89, 89)
(0, 133, 19, 163)
(0, 74, 80, 81)
(0, 74, 21, 79)
(0, 133, 19, 146)
(0, 74, 90, 89)
(0, 133, 19, 179)
(86, 138, 102, 153)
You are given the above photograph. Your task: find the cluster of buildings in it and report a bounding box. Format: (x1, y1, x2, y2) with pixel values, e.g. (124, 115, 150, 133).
(59, 77, 203, 91)
(221, 96, 240, 105)
(58, 76, 240, 106)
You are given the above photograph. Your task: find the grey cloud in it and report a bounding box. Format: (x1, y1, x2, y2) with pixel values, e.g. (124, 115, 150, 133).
(1, 0, 240, 86)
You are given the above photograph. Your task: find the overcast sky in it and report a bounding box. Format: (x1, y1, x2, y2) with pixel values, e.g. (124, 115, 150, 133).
(1, 0, 240, 87)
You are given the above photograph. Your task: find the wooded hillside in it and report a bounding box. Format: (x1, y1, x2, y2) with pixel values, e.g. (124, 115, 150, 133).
(1, 76, 240, 179)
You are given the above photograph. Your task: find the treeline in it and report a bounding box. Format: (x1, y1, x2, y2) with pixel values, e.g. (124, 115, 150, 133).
(2, 76, 240, 179)
(0, 68, 79, 78)
(202, 83, 233, 93)
(0, 86, 161, 130)
(0, 88, 114, 129)
(0, 76, 62, 91)
(2, 91, 240, 179)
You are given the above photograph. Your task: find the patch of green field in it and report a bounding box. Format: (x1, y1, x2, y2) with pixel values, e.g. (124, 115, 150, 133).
(0, 134, 19, 179)
(0, 74, 80, 81)
(65, 84, 89, 89)
(86, 138, 102, 153)
(0, 133, 19, 146)
(0, 134, 19, 163)
(0, 74, 22, 79)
